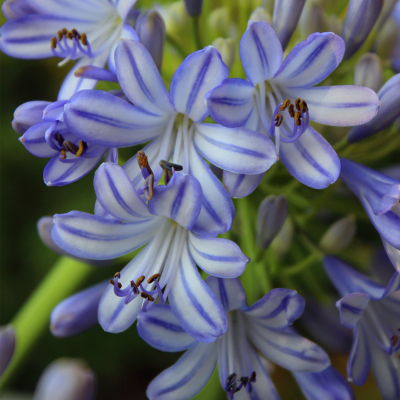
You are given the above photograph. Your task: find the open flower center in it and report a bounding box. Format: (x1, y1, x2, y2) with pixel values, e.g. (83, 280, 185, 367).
(225, 371, 256, 399)
(51, 28, 93, 66)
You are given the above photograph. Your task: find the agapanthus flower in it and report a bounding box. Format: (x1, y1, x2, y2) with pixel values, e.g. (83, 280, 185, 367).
(324, 256, 400, 400)
(0, 0, 138, 99)
(138, 277, 336, 400)
(340, 158, 400, 271)
(52, 155, 248, 341)
(206, 21, 380, 197)
(12, 95, 121, 186)
(63, 39, 277, 234)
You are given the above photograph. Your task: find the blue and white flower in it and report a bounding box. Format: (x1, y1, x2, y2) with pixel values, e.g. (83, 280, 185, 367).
(206, 21, 380, 196)
(52, 156, 249, 341)
(138, 277, 331, 400)
(0, 0, 138, 99)
(324, 256, 400, 400)
(63, 39, 278, 235)
(13, 96, 119, 186)
(340, 158, 400, 272)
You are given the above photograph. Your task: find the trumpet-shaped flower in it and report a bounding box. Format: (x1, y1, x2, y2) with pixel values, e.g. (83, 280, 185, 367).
(340, 158, 400, 271)
(52, 156, 248, 342)
(63, 40, 278, 235)
(206, 21, 380, 196)
(324, 256, 400, 400)
(0, 0, 138, 99)
(13, 97, 119, 186)
(138, 277, 332, 400)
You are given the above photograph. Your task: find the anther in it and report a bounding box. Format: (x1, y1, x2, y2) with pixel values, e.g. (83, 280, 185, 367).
(130, 281, 140, 295)
(294, 112, 301, 126)
(57, 30, 63, 40)
(60, 149, 67, 160)
(250, 371, 256, 382)
(63, 141, 79, 154)
(137, 151, 153, 176)
(71, 28, 80, 39)
(274, 114, 283, 127)
(147, 273, 161, 284)
(81, 33, 88, 46)
(62, 28, 68, 35)
(75, 140, 86, 157)
(299, 100, 308, 113)
(288, 104, 295, 118)
(294, 98, 301, 111)
(159, 160, 183, 172)
(109, 279, 122, 288)
(114, 272, 121, 279)
(392, 335, 399, 347)
(136, 276, 145, 286)
(279, 99, 290, 111)
(227, 373, 237, 384)
(51, 37, 57, 49)
(141, 293, 155, 301)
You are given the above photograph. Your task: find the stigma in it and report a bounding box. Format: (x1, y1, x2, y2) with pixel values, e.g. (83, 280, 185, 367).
(51, 28, 93, 66)
(269, 98, 309, 144)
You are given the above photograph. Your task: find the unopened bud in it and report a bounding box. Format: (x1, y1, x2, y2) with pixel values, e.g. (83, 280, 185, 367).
(249, 7, 272, 24)
(354, 53, 383, 92)
(183, 0, 203, 16)
(33, 359, 96, 400)
(0, 325, 15, 377)
(273, 0, 306, 50)
(256, 195, 288, 249)
(50, 282, 107, 337)
(136, 10, 166, 72)
(212, 38, 235, 69)
(12, 101, 49, 134)
(341, 0, 383, 60)
(270, 217, 294, 255)
(299, 2, 325, 38)
(209, 7, 231, 37)
(319, 216, 356, 254)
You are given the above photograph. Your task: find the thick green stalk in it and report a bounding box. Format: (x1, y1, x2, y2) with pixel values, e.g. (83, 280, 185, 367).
(0, 257, 93, 390)
(190, 16, 203, 50)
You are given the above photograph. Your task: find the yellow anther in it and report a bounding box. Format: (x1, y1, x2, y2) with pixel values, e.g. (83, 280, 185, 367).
(60, 149, 67, 160)
(294, 112, 301, 126)
(136, 276, 145, 286)
(299, 100, 308, 113)
(141, 293, 155, 301)
(81, 33, 88, 46)
(76, 140, 85, 157)
(147, 273, 161, 284)
(51, 37, 57, 49)
(279, 99, 290, 111)
(57, 30, 63, 40)
(288, 104, 295, 118)
(137, 151, 149, 169)
(114, 272, 121, 279)
(294, 98, 301, 111)
(274, 113, 283, 127)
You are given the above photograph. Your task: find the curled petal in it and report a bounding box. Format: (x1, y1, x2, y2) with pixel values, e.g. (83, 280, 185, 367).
(12, 101, 50, 134)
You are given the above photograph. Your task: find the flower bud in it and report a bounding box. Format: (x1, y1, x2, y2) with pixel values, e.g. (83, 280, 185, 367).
(136, 10, 166, 72)
(249, 7, 272, 24)
(33, 359, 96, 400)
(319, 215, 356, 254)
(354, 53, 383, 92)
(273, 0, 306, 50)
(256, 195, 288, 249)
(348, 73, 400, 142)
(212, 38, 235, 69)
(12, 101, 49, 134)
(0, 325, 15, 377)
(341, 0, 383, 60)
(209, 7, 231, 37)
(270, 217, 294, 255)
(50, 282, 107, 337)
(183, 0, 203, 16)
(299, 2, 325, 38)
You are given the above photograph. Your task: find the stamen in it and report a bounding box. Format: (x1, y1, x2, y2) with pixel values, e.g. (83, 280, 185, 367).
(63, 140, 79, 154)
(225, 372, 256, 398)
(274, 114, 283, 127)
(147, 273, 161, 284)
(109, 279, 122, 289)
(60, 149, 67, 160)
(159, 160, 183, 171)
(136, 276, 145, 286)
(131, 281, 140, 295)
(299, 100, 308, 113)
(75, 140, 86, 157)
(294, 98, 301, 111)
(51, 37, 57, 49)
(114, 272, 121, 279)
(294, 112, 301, 126)
(141, 292, 155, 302)
(81, 33, 88, 46)
(137, 151, 153, 177)
(279, 99, 290, 111)
(250, 371, 256, 382)
(288, 104, 295, 118)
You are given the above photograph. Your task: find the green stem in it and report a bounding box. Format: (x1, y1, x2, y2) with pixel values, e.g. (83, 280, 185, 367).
(282, 253, 320, 276)
(0, 257, 93, 390)
(190, 16, 203, 50)
(165, 34, 187, 60)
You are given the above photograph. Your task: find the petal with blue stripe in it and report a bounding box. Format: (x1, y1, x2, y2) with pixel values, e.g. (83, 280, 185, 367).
(336, 293, 370, 329)
(205, 277, 246, 312)
(64, 89, 168, 147)
(273, 32, 345, 88)
(137, 304, 196, 352)
(52, 211, 159, 259)
(347, 326, 371, 385)
(189, 143, 234, 237)
(194, 123, 278, 175)
(279, 126, 340, 189)
(12, 101, 50, 134)
(168, 244, 228, 342)
(149, 173, 202, 230)
(20, 122, 58, 158)
(94, 163, 150, 221)
(240, 21, 283, 85)
(188, 233, 248, 278)
(115, 39, 173, 114)
(146, 342, 217, 400)
(223, 171, 265, 198)
(169, 46, 229, 122)
(206, 78, 255, 128)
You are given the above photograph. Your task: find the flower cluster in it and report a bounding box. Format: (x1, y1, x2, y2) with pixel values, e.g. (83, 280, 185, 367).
(2, 0, 400, 399)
